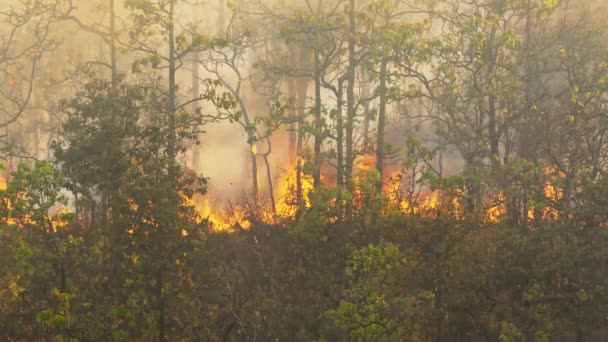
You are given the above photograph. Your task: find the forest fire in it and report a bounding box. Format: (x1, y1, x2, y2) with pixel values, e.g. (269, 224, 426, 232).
(196, 197, 252, 231)
(1, 198, 72, 233)
(485, 193, 506, 223)
(3, 0, 608, 339)
(192, 163, 315, 230)
(274, 164, 315, 218)
(191, 154, 473, 230)
(484, 180, 562, 224)
(49, 207, 73, 232)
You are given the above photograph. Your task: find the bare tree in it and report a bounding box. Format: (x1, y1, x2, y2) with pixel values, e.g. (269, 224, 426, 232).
(0, 0, 69, 134)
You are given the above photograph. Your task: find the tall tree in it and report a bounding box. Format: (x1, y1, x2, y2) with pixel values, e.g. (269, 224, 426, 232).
(0, 0, 70, 154)
(124, 0, 214, 338)
(345, 0, 357, 215)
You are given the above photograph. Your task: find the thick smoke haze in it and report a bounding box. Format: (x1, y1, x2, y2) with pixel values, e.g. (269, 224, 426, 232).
(2, 0, 607, 207)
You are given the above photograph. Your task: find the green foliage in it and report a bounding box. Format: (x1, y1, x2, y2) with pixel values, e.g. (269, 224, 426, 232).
(499, 321, 524, 342)
(326, 243, 405, 340)
(3, 161, 67, 228)
(3, 158, 608, 340)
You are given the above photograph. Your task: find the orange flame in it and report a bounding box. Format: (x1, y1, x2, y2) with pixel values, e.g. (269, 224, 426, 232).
(196, 196, 251, 232)
(274, 164, 314, 219)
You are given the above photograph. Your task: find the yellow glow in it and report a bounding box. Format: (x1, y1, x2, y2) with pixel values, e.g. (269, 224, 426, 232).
(196, 196, 252, 232)
(422, 191, 440, 211)
(50, 207, 73, 232)
(274, 164, 314, 219)
(128, 198, 139, 212)
(542, 181, 561, 220)
(485, 192, 506, 223)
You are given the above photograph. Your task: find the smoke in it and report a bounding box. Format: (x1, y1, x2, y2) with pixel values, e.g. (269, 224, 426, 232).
(1, 0, 607, 208)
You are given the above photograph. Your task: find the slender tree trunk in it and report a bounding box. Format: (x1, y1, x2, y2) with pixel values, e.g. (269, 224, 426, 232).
(345, 0, 356, 216)
(517, 0, 537, 233)
(434, 279, 444, 342)
(522, 188, 529, 232)
(337, 80, 344, 189)
(488, 92, 499, 169)
(110, 0, 117, 84)
(157, 267, 165, 342)
(159, 2, 176, 340)
(464, 160, 479, 215)
(313, 51, 322, 188)
(192, 38, 201, 171)
(336, 80, 344, 219)
(485, 24, 499, 171)
(168, 0, 177, 178)
(59, 261, 66, 293)
(263, 152, 276, 215)
(375, 58, 387, 193)
(251, 147, 259, 203)
(361, 68, 371, 150)
(288, 46, 297, 165)
(296, 75, 308, 212)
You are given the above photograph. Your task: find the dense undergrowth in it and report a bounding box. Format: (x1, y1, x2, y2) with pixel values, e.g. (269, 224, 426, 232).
(1, 162, 608, 341)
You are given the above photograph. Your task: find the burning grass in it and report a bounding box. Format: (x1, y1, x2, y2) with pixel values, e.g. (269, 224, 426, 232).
(186, 153, 568, 231)
(1, 156, 566, 233)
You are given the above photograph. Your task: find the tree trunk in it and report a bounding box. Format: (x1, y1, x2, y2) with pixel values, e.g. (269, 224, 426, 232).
(295, 49, 309, 211)
(263, 152, 276, 215)
(336, 80, 345, 220)
(313, 51, 322, 188)
(337, 80, 344, 189)
(159, 2, 176, 340)
(110, 0, 117, 84)
(168, 0, 177, 178)
(375, 58, 387, 193)
(485, 22, 499, 171)
(192, 37, 201, 171)
(251, 147, 259, 204)
(288, 46, 297, 165)
(488, 92, 499, 170)
(156, 267, 165, 342)
(361, 68, 371, 150)
(345, 0, 356, 217)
